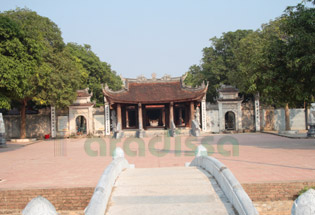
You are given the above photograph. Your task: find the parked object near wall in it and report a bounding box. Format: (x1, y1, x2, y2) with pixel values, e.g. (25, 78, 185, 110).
(0, 113, 7, 147)
(291, 189, 315, 215)
(307, 103, 315, 137)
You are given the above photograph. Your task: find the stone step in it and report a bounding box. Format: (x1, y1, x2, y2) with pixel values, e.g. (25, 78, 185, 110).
(121, 128, 192, 137)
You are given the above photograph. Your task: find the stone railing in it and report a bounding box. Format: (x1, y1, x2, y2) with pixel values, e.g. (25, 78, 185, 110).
(292, 188, 315, 215)
(22, 196, 57, 215)
(21, 147, 129, 215)
(190, 145, 258, 215)
(85, 147, 130, 215)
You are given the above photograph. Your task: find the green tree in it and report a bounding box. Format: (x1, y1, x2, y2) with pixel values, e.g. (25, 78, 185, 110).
(0, 8, 83, 138)
(185, 30, 252, 102)
(66, 43, 122, 106)
(232, 20, 288, 104)
(234, 0, 315, 130)
(281, 0, 315, 104)
(185, 0, 314, 131)
(233, 20, 293, 129)
(184, 65, 202, 87)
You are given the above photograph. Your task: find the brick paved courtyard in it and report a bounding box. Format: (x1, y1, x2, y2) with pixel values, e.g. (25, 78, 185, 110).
(0, 133, 315, 190)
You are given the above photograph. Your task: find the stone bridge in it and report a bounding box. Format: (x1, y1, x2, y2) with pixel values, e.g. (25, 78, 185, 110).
(23, 146, 259, 215)
(105, 167, 235, 215)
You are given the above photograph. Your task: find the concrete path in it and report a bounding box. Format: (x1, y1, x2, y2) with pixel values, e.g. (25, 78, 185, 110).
(106, 167, 236, 215)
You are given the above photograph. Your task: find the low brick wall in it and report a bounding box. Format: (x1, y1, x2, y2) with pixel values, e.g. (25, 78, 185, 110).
(242, 181, 315, 202)
(1, 181, 315, 212)
(0, 187, 94, 210)
(253, 200, 293, 215)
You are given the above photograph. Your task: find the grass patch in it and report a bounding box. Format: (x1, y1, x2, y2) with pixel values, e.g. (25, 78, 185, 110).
(298, 186, 315, 197)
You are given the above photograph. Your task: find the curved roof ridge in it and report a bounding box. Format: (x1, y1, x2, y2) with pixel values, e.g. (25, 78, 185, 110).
(103, 74, 208, 104)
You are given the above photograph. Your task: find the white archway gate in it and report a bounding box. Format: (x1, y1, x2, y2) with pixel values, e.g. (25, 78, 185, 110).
(217, 86, 243, 132)
(69, 107, 93, 136)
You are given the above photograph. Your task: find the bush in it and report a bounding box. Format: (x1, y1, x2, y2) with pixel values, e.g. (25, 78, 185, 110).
(298, 186, 315, 197)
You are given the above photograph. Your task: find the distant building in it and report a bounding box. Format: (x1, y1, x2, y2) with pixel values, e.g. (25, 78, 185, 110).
(217, 85, 243, 132)
(103, 75, 208, 136)
(2, 75, 310, 139)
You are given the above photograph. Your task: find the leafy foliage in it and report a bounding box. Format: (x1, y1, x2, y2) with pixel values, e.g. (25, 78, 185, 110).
(233, 19, 290, 106)
(66, 43, 122, 106)
(281, 0, 315, 103)
(0, 8, 84, 137)
(0, 14, 39, 108)
(0, 8, 123, 137)
(185, 30, 253, 102)
(0, 8, 84, 109)
(186, 0, 314, 107)
(298, 186, 315, 197)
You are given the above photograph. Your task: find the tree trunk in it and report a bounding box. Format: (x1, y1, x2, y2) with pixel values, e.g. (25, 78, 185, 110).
(20, 99, 27, 139)
(285, 103, 290, 131)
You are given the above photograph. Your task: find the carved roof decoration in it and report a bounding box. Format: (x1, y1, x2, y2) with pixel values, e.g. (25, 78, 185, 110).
(77, 88, 92, 97)
(217, 85, 242, 102)
(217, 85, 239, 93)
(70, 103, 95, 107)
(71, 88, 94, 107)
(103, 74, 208, 104)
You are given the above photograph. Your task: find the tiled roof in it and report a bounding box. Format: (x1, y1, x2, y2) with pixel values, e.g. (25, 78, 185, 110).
(70, 103, 94, 107)
(218, 86, 239, 93)
(103, 79, 207, 104)
(77, 90, 91, 97)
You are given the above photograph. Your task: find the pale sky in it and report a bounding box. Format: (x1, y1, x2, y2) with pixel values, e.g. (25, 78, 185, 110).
(1, 0, 302, 78)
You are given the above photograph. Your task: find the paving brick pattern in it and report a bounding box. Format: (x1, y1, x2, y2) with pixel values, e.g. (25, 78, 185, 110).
(0, 133, 314, 214)
(1, 133, 314, 190)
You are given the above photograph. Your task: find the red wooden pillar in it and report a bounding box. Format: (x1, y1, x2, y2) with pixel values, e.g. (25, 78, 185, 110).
(117, 104, 122, 127)
(189, 101, 195, 127)
(169, 102, 174, 127)
(125, 108, 129, 128)
(138, 103, 143, 129)
(162, 107, 165, 127)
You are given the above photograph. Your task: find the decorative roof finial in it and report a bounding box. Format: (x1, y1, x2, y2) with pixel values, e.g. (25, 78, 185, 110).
(151, 73, 157, 80)
(137, 75, 147, 82)
(161, 74, 171, 81)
